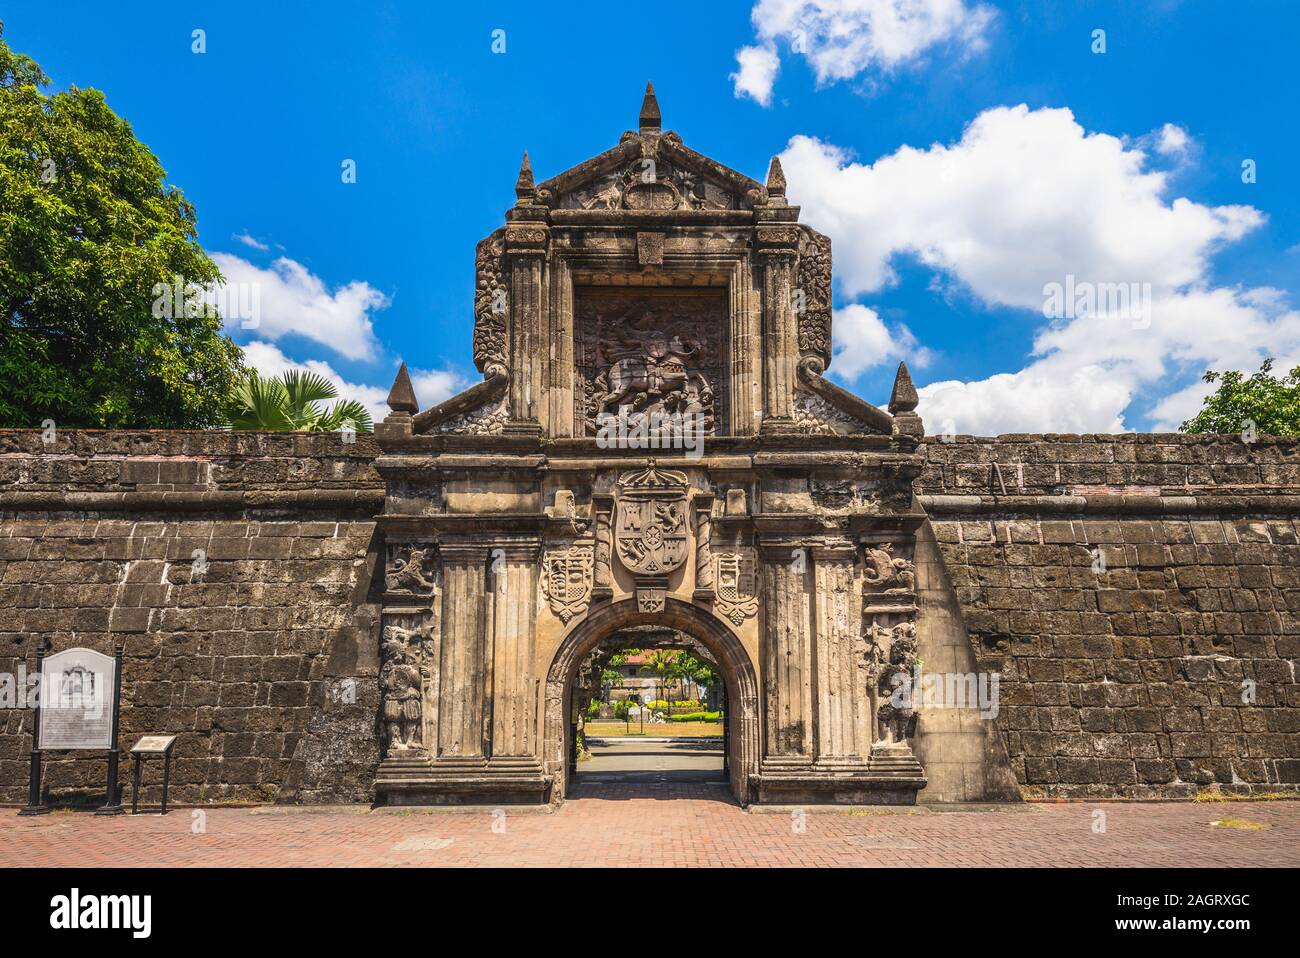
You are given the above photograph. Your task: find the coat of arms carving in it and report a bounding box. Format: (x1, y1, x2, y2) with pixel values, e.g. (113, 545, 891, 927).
(714, 551, 758, 626)
(541, 545, 594, 624)
(614, 461, 690, 576)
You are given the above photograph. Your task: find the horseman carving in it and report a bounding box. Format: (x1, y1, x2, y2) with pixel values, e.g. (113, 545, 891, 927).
(588, 310, 715, 435)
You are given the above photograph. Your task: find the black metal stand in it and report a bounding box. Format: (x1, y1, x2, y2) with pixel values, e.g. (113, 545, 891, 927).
(18, 647, 48, 816)
(94, 645, 125, 816)
(130, 749, 173, 815)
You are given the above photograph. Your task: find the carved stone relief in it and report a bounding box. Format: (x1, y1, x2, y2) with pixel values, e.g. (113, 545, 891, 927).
(541, 544, 594, 624)
(796, 227, 832, 368)
(472, 230, 508, 375)
(385, 544, 439, 596)
(435, 395, 508, 435)
(793, 389, 865, 436)
(862, 543, 916, 595)
(563, 160, 738, 212)
(864, 619, 918, 745)
(381, 620, 433, 755)
(575, 289, 728, 438)
(614, 462, 690, 576)
(713, 549, 758, 626)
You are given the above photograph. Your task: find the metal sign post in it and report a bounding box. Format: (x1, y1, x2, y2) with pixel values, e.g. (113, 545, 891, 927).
(18, 647, 48, 816)
(95, 645, 126, 815)
(130, 736, 178, 815)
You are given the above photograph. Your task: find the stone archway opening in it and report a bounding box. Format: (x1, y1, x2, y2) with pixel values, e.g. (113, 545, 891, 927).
(543, 599, 759, 806)
(570, 629, 729, 795)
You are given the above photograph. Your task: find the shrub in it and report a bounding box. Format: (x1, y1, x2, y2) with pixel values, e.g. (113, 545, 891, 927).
(669, 711, 722, 722)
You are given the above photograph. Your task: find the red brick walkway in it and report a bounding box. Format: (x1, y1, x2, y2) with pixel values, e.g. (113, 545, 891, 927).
(3, 785, 1297, 867)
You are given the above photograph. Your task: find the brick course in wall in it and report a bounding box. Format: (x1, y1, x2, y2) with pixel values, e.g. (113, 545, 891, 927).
(920, 435, 1300, 798)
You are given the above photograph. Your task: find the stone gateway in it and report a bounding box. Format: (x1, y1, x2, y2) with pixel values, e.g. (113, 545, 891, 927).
(2, 86, 1298, 810)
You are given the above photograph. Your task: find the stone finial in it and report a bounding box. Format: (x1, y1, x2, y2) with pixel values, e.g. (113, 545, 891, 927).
(514, 150, 536, 202)
(639, 82, 661, 133)
(888, 361, 919, 414)
(766, 156, 787, 199)
(386, 362, 419, 415)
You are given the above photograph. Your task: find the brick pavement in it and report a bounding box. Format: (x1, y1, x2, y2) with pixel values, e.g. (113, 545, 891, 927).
(2, 786, 1296, 868)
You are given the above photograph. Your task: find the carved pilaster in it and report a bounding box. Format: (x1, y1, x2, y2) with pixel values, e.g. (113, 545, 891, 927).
(756, 225, 801, 429)
(758, 537, 814, 757)
(503, 222, 548, 433)
(809, 538, 863, 762)
(488, 537, 542, 758)
(437, 541, 490, 758)
(692, 495, 715, 601)
(591, 494, 614, 602)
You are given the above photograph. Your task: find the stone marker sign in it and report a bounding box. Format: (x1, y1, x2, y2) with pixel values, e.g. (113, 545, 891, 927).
(38, 647, 117, 750)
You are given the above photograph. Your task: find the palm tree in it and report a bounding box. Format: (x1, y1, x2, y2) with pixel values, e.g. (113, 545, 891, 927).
(225, 369, 373, 433)
(639, 650, 677, 708)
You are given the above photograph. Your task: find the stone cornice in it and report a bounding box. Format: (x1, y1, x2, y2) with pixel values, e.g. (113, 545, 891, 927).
(0, 489, 383, 514)
(918, 493, 1300, 517)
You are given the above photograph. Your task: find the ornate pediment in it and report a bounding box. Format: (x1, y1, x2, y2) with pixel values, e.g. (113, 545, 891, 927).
(533, 86, 765, 215)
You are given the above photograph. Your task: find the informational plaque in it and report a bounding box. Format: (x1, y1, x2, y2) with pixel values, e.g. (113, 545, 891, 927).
(38, 648, 117, 750)
(131, 735, 176, 756)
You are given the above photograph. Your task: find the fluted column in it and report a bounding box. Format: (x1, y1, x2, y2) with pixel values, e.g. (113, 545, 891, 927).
(810, 538, 863, 761)
(488, 537, 541, 758)
(756, 224, 801, 429)
(758, 538, 814, 757)
(437, 541, 489, 758)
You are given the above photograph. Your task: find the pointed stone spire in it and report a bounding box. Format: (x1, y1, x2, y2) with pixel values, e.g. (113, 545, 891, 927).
(386, 362, 419, 415)
(514, 150, 536, 202)
(639, 82, 661, 133)
(888, 361, 919, 414)
(766, 156, 787, 200)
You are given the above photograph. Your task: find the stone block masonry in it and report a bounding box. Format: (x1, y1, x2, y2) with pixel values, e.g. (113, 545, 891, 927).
(1, 429, 1297, 805)
(0, 430, 385, 806)
(919, 434, 1300, 798)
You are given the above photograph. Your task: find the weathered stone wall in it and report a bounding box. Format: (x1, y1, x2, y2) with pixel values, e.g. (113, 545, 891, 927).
(3, 429, 1297, 805)
(919, 434, 1300, 798)
(0, 430, 385, 806)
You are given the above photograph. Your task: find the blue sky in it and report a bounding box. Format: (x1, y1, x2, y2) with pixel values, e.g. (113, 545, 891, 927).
(7, 0, 1300, 432)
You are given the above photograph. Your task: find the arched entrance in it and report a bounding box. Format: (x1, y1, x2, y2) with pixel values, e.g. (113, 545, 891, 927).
(544, 598, 759, 805)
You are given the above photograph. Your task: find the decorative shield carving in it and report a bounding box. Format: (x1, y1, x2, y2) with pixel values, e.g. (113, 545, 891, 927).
(714, 551, 758, 626)
(541, 545, 594, 624)
(614, 461, 690, 575)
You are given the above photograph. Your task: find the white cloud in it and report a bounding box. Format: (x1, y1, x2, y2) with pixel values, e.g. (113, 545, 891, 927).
(241, 341, 467, 424)
(778, 103, 1295, 433)
(1154, 122, 1190, 158)
(832, 303, 931, 379)
(919, 364, 1131, 436)
(733, 0, 995, 103)
(410, 369, 466, 410)
(211, 253, 390, 361)
(731, 43, 782, 106)
(233, 231, 269, 251)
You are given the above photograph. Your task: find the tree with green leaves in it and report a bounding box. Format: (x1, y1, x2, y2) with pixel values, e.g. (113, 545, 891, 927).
(224, 369, 372, 432)
(1180, 359, 1300, 437)
(639, 650, 677, 707)
(0, 24, 244, 428)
